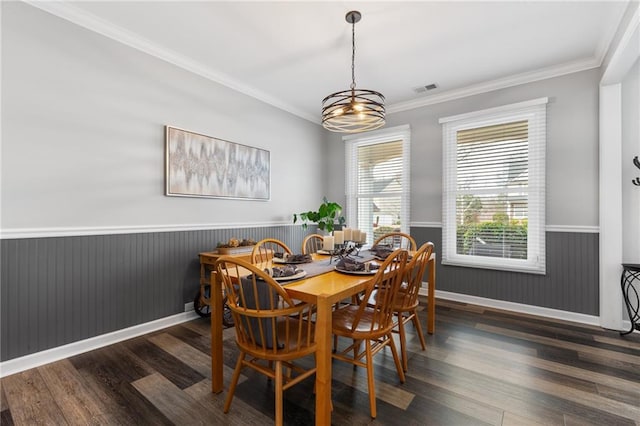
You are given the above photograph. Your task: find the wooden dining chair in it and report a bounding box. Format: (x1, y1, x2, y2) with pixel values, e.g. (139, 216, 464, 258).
(301, 234, 324, 254)
(389, 242, 434, 372)
(251, 238, 292, 264)
(372, 232, 417, 251)
(215, 256, 317, 426)
(331, 248, 408, 418)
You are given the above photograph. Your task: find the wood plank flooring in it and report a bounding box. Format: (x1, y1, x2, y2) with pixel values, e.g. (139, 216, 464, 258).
(2, 299, 639, 425)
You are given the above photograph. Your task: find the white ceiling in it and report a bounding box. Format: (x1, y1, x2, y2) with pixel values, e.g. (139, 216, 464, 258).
(34, 1, 630, 123)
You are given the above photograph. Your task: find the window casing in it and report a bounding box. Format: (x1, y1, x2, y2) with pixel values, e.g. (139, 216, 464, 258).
(440, 98, 547, 274)
(344, 125, 411, 246)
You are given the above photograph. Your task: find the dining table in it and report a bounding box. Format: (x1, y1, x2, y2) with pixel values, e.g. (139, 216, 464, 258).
(209, 250, 436, 425)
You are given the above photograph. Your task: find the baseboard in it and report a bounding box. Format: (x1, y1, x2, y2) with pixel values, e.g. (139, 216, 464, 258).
(620, 320, 640, 334)
(420, 285, 602, 327)
(0, 310, 200, 378)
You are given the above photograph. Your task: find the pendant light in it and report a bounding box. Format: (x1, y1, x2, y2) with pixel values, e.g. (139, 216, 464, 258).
(321, 11, 385, 133)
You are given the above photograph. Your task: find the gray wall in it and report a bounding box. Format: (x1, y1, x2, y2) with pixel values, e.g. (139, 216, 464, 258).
(411, 227, 599, 315)
(327, 69, 602, 315)
(0, 2, 327, 362)
(1, 2, 326, 230)
(328, 69, 600, 227)
(0, 2, 607, 363)
(0, 226, 310, 361)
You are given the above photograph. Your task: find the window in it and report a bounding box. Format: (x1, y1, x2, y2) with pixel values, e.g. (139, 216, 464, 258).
(344, 125, 410, 246)
(440, 98, 547, 274)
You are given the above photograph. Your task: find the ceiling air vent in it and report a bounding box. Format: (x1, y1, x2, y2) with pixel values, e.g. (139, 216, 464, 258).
(414, 83, 438, 94)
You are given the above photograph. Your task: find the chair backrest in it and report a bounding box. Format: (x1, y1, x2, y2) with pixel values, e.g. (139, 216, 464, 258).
(215, 256, 315, 355)
(301, 234, 324, 255)
(351, 249, 408, 335)
(394, 242, 434, 311)
(251, 238, 292, 264)
(373, 232, 417, 251)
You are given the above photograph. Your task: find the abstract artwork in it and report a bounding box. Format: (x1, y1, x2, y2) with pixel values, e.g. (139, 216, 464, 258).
(165, 126, 270, 200)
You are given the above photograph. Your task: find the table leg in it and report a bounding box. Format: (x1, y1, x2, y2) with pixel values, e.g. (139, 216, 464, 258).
(427, 256, 436, 334)
(315, 295, 332, 425)
(210, 271, 224, 393)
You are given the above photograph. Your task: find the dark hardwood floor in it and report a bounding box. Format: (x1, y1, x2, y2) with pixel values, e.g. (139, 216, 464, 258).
(2, 299, 639, 425)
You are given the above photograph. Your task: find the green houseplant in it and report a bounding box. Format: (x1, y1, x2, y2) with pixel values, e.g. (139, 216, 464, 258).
(293, 197, 346, 234)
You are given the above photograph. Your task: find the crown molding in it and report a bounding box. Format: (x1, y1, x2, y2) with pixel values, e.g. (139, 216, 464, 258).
(0, 221, 294, 239)
(23, 0, 318, 124)
(23, 1, 616, 122)
(601, 4, 640, 85)
(387, 57, 600, 114)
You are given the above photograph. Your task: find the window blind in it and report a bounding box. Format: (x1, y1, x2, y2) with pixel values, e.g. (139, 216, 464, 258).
(441, 99, 547, 274)
(344, 125, 411, 245)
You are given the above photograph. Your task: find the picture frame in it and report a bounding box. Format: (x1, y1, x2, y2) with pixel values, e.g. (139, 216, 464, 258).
(165, 126, 270, 200)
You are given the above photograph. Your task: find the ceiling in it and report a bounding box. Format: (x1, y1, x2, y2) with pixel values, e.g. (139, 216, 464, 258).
(34, 1, 630, 124)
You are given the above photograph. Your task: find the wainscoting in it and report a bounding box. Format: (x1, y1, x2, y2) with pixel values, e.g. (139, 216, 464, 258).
(1, 225, 308, 362)
(1, 225, 599, 368)
(411, 226, 599, 316)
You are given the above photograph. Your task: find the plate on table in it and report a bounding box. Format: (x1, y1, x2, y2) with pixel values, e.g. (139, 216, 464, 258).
(272, 270, 307, 281)
(334, 266, 377, 275)
(316, 250, 333, 255)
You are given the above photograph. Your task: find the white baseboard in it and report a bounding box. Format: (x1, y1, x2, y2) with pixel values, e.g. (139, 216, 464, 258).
(620, 320, 640, 334)
(2, 290, 631, 378)
(0, 310, 200, 378)
(419, 285, 602, 327)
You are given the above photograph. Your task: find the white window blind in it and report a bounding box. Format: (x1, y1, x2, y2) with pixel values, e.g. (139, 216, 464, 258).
(440, 99, 547, 274)
(344, 125, 411, 246)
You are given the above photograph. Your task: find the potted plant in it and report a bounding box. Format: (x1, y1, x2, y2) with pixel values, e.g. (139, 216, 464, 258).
(293, 197, 346, 234)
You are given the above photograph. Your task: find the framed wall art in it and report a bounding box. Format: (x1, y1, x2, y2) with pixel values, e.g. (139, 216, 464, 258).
(165, 126, 270, 200)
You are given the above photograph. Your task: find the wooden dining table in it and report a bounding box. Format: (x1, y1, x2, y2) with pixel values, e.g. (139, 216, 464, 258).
(209, 251, 436, 425)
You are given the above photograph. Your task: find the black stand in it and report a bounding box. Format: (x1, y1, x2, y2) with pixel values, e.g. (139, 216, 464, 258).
(620, 263, 640, 335)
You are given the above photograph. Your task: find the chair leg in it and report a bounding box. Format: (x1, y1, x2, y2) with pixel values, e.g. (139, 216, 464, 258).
(397, 313, 408, 372)
(412, 310, 427, 351)
(224, 352, 245, 413)
(354, 339, 362, 368)
(388, 332, 406, 383)
(365, 340, 377, 418)
(275, 360, 283, 426)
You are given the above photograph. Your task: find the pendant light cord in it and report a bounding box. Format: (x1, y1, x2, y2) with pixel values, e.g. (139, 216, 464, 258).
(350, 18, 356, 91)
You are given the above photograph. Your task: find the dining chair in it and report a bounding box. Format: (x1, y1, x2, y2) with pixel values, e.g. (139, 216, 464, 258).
(215, 256, 317, 426)
(369, 242, 434, 372)
(251, 238, 292, 264)
(372, 232, 417, 251)
(331, 248, 408, 418)
(301, 234, 324, 255)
